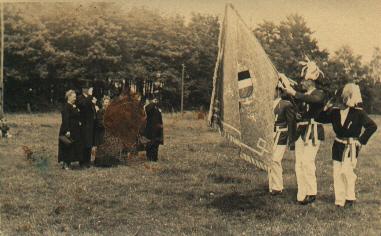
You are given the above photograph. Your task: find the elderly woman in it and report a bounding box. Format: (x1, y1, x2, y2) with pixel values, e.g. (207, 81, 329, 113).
(58, 90, 82, 170)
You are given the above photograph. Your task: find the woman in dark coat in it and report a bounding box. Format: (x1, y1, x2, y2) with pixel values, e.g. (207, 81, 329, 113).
(58, 90, 82, 170)
(94, 96, 110, 147)
(94, 96, 119, 167)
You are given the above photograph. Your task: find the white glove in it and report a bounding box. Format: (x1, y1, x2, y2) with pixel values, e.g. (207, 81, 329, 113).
(278, 73, 291, 89)
(65, 131, 70, 137)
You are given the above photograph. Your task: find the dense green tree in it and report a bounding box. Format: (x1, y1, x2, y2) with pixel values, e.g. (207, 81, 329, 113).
(369, 47, 381, 84)
(367, 47, 381, 113)
(254, 16, 378, 113)
(183, 13, 219, 110)
(254, 14, 329, 80)
(2, 3, 379, 114)
(330, 46, 374, 111)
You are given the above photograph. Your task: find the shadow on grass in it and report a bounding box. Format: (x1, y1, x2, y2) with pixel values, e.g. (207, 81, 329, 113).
(317, 193, 335, 204)
(209, 190, 271, 214)
(207, 173, 252, 184)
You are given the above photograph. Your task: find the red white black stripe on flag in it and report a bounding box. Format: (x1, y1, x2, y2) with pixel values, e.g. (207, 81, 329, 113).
(238, 70, 254, 99)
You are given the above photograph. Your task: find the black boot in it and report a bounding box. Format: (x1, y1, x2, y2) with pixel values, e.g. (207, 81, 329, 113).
(345, 200, 355, 208)
(306, 195, 316, 204)
(298, 195, 316, 205)
(270, 190, 282, 196)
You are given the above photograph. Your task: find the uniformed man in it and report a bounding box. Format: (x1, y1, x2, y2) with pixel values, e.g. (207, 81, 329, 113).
(316, 83, 377, 207)
(280, 57, 326, 205)
(77, 86, 96, 168)
(144, 94, 164, 162)
(269, 83, 297, 195)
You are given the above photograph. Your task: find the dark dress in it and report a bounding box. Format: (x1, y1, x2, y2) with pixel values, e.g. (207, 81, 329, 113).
(144, 103, 163, 161)
(316, 107, 377, 161)
(94, 108, 106, 146)
(77, 94, 96, 164)
(58, 103, 82, 164)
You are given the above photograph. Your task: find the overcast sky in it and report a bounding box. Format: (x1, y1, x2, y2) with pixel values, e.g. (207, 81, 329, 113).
(120, 0, 381, 62)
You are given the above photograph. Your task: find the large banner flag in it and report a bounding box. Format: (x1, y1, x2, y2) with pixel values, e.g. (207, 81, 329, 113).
(208, 4, 279, 171)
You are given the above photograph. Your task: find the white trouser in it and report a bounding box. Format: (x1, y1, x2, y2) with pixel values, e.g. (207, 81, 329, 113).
(269, 145, 286, 192)
(295, 137, 320, 201)
(333, 154, 357, 206)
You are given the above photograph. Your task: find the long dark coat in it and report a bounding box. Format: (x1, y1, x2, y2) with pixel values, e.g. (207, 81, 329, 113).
(144, 103, 164, 145)
(58, 103, 82, 163)
(94, 108, 106, 146)
(77, 95, 96, 148)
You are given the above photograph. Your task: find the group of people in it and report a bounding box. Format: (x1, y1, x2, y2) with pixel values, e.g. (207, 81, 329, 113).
(58, 86, 164, 170)
(58, 87, 109, 169)
(57, 58, 377, 207)
(268, 57, 377, 208)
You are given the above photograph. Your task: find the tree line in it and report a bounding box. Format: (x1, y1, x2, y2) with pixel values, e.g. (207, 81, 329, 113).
(254, 15, 381, 114)
(4, 3, 219, 112)
(3, 3, 381, 113)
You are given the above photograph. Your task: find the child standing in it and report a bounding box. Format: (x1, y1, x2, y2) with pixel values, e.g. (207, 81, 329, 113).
(317, 83, 377, 207)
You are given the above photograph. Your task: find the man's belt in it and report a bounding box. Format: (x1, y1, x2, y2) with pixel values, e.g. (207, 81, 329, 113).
(335, 137, 358, 162)
(297, 119, 321, 146)
(273, 126, 288, 149)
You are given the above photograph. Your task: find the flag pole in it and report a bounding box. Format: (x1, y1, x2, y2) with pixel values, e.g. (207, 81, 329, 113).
(181, 63, 185, 114)
(0, 2, 4, 119)
(207, 4, 226, 125)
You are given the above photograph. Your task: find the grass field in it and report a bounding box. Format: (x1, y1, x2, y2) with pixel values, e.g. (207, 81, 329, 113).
(0, 112, 380, 235)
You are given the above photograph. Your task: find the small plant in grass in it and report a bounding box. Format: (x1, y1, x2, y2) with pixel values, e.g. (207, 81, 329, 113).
(22, 145, 50, 173)
(34, 156, 49, 174)
(22, 146, 34, 160)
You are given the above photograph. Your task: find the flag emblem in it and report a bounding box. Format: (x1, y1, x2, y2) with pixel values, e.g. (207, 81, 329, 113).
(238, 70, 254, 99)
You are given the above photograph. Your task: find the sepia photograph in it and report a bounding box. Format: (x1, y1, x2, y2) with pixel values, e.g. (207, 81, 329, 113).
(0, 0, 380, 235)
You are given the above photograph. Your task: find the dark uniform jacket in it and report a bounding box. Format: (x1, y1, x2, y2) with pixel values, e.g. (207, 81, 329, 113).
(274, 99, 297, 146)
(144, 103, 164, 145)
(58, 103, 82, 163)
(295, 88, 326, 141)
(77, 94, 96, 148)
(317, 107, 377, 161)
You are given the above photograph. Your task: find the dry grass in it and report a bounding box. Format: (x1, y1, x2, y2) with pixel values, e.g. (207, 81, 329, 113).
(0, 112, 380, 235)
